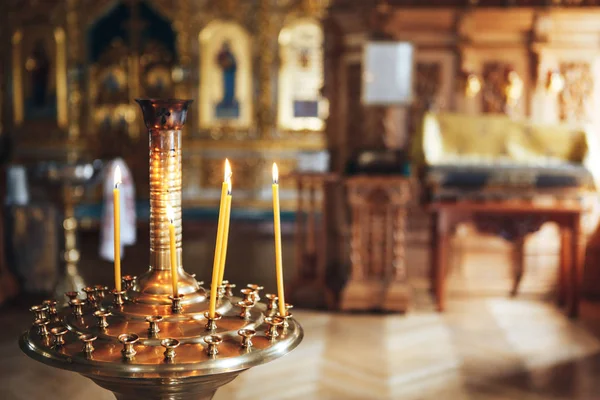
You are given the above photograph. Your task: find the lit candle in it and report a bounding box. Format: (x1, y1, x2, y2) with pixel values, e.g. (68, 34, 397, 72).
(272, 163, 286, 317)
(217, 178, 232, 286)
(113, 166, 122, 291)
(209, 159, 232, 318)
(167, 205, 178, 297)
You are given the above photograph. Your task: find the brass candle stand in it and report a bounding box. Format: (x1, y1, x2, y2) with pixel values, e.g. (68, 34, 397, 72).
(20, 99, 303, 400)
(33, 159, 104, 301)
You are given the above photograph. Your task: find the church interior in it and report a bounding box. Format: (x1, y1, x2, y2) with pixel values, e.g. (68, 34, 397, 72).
(4, 0, 600, 399)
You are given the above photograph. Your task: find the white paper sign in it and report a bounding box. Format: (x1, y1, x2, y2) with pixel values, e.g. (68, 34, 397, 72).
(363, 42, 414, 105)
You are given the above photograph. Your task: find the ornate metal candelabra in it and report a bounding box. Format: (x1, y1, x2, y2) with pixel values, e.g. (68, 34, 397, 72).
(33, 159, 104, 299)
(20, 99, 303, 400)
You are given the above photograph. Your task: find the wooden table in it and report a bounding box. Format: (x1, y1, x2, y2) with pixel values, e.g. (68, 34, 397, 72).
(429, 201, 585, 317)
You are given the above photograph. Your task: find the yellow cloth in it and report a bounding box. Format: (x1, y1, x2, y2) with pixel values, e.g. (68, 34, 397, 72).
(507, 124, 588, 164)
(416, 112, 591, 168)
(419, 112, 518, 165)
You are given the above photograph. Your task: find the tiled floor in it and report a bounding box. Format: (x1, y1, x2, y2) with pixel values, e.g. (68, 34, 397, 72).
(4, 223, 600, 399)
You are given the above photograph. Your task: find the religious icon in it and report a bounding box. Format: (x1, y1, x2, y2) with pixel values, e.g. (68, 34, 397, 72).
(102, 72, 121, 93)
(199, 21, 253, 130)
(298, 48, 311, 69)
(101, 115, 112, 131)
(97, 66, 127, 104)
(28, 41, 50, 107)
(278, 20, 325, 131)
(24, 39, 56, 119)
(215, 40, 240, 119)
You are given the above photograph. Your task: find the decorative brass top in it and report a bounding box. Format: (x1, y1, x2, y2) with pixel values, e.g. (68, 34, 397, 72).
(135, 99, 193, 131)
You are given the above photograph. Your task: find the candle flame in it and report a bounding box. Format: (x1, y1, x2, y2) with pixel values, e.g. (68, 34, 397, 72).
(272, 163, 279, 184)
(166, 205, 175, 224)
(226, 176, 232, 195)
(114, 165, 122, 188)
(224, 158, 232, 182)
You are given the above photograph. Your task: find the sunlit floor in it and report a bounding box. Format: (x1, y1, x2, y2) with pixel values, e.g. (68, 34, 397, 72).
(4, 222, 600, 399)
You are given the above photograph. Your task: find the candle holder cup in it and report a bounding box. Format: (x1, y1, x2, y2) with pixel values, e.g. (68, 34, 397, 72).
(80, 334, 97, 358)
(69, 299, 85, 317)
(278, 304, 294, 329)
(217, 284, 226, 300)
(112, 289, 126, 307)
(240, 288, 255, 304)
(169, 294, 184, 314)
(119, 333, 139, 360)
(34, 319, 50, 337)
(237, 300, 254, 320)
(94, 285, 109, 300)
(51, 326, 69, 347)
(265, 294, 278, 317)
(265, 316, 284, 340)
(82, 286, 96, 303)
(30, 305, 49, 321)
(247, 284, 264, 303)
(65, 291, 79, 303)
(161, 338, 180, 362)
(94, 310, 111, 329)
(238, 328, 256, 349)
(204, 334, 222, 357)
(43, 300, 58, 316)
(146, 315, 163, 335)
(224, 282, 236, 297)
(204, 311, 222, 331)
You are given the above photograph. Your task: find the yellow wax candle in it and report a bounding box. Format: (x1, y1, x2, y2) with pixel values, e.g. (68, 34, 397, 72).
(217, 179, 232, 286)
(209, 159, 232, 318)
(167, 205, 178, 297)
(113, 166, 122, 291)
(272, 163, 286, 317)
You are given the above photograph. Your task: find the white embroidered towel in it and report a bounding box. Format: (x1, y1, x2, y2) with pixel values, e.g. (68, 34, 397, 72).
(100, 158, 137, 261)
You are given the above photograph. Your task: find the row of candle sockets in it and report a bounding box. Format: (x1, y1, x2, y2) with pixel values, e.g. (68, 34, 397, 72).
(28, 282, 293, 362)
(112, 161, 289, 319)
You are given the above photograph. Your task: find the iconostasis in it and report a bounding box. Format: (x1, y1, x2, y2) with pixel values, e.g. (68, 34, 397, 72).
(1, 0, 329, 210)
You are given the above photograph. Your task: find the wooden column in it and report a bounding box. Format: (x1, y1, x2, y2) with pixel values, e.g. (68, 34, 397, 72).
(256, 0, 274, 138)
(66, 0, 82, 142)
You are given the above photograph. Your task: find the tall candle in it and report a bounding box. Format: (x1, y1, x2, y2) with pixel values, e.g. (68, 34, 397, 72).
(167, 205, 178, 297)
(113, 166, 122, 291)
(217, 179, 232, 286)
(272, 163, 286, 317)
(209, 159, 232, 318)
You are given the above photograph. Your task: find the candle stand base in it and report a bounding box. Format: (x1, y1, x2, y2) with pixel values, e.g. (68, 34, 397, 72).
(88, 372, 240, 400)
